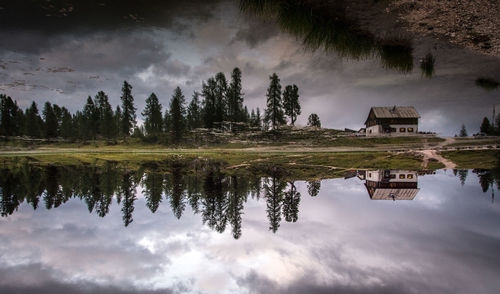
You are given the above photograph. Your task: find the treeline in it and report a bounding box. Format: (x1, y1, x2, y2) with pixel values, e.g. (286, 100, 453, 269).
(0, 165, 324, 237)
(0, 68, 314, 143)
(479, 114, 500, 136)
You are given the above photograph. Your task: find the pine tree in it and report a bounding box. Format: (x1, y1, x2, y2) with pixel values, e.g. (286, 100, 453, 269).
(169, 87, 187, 142)
(142, 93, 163, 135)
(307, 113, 321, 128)
(459, 124, 468, 137)
(82, 96, 98, 140)
(264, 73, 285, 130)
(480, 117, 491, 134)
(227, 67, 244, 124)
(202, 77, 217, 128)
(120, 81, 136, 136)
(163, 110, 171, 133)
(187, 91, 202, 130)
(255, 107, 262, 128)
(24, 101, 42, 138)
(114, 106, 122, 138)
(214, 72, 227, 125)
(52, 104, 62, 136)
(95, 91, 114, 139)
(60, 107, 73, 139)
(42, 102, 58, 138)
(283, 84, 301, 125)
(0, 94, 20, 136)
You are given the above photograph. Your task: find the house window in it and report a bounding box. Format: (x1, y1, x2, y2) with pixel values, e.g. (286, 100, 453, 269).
(400, 128, 406, 132)
(399, 174, 406, 179)
(390, 174, 396, 179)
(408, 127, 414, 132)
(368, 173, 372, 177)
(407, 174, 414, 179)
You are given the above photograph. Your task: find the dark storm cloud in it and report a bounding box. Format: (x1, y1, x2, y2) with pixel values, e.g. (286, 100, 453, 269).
(231, 17, 280, 48)
(0, 263, 174, 294)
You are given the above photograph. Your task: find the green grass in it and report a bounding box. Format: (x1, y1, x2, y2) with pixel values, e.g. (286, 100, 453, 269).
(441, 150, 500, 169)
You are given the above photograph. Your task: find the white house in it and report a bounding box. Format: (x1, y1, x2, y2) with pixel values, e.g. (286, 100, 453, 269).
(364, 170, 420, 200)
(365, 106, 420, 136)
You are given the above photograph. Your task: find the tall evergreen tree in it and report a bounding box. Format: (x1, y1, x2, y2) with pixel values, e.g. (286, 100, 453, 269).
(169, 87, 187, 142)
(52, 104, 62, 136)
(459, 124, 468, 137)
(227, 67, 244, 124)
(202, 77, 217, 128)
(43, 102, 58, 138)
(0, 94, 21, 136)
(283, 84, 301, 125)
(24, 102, 42, 138)
(187, 91, 202, 130)
(480, 117, 491, 134)
(142, 93, 163, 135)
(114, 106, 122, 138)
(60, 107, 73, 139)
(120, 81, 136, 136)
(214, 72, 228, 125)
(264, 73, 285, 130)
(163, 110, 171, 133)
(95, 91, 114, 139)
(82, 96, 98, 140)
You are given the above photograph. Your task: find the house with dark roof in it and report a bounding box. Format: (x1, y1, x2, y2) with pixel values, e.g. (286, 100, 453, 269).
(364, 170, 420, 200)
(365, 106, 420, 136)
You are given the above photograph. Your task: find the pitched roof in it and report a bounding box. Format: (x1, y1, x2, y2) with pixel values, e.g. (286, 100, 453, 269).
(370, 106, 420, 119)
(370, 188, 420, 200)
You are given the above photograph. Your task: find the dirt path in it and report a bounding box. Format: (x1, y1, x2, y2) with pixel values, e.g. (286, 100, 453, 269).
(418, 149, 456, 169)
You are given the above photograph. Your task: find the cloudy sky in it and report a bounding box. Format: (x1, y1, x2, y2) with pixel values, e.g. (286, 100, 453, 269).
(0, 171, 499, 293)
(0, 0, 499, 135)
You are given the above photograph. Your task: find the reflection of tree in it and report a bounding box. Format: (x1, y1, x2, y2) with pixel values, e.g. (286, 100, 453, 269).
(283, 181, 300, 223)
(0, 169, 21, 216)
(307, 180, 321, 197)
(43, 166, 64, 209)
(143, 172, 163, 213)
(228, 176, 245, 239)
(121, 172, 137, 227)
(202, 171, 228, 233)
(186, 175, 203, 213)
(264, 176, 286, 233)
(167, 168, 186, 219)
(457, 170, 468, 186)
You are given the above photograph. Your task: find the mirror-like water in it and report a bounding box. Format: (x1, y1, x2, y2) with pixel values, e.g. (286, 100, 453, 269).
(1, 167, 499, 293)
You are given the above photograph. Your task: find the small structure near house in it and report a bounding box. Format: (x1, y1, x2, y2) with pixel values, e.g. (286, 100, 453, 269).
(364, 170, 420, 200)
(365, 106, 420, 136)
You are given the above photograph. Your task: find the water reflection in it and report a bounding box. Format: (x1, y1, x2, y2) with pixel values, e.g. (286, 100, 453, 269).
(2, 165, 500, 236)
(1, 166, 500, 293)
(240, 0, 415, 73)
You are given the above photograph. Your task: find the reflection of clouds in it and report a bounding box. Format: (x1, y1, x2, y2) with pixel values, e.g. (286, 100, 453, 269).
(1, 173, 500, 293)
(1, 2, 499, 134)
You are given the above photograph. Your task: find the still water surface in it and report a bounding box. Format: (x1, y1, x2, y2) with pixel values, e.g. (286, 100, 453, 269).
(1, 168, 499, 293)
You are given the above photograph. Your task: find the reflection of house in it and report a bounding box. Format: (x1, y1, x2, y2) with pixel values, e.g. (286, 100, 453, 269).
(364, 170, 420, 200)
(365, 106, 420, 136)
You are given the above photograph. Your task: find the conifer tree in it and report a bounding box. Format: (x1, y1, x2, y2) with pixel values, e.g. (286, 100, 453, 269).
(264, 73, 285, 130)
(95, 91, 114, 139)
(52, 104, 62, 136)
(169, 87, 186, 141)
(227, 67, 244, 124)
(120, 81, 136, 136)
(42, 102, 58, 138)
(187, 91, 202, 130)
(24, 101, 42, 138)
(82, 96, 98, 139)
(0, 94, 20, 136)
(114, 106, 122, 138)
(480, 117, 491, 134)
(214, 72, 227, 125)
(202, 77, 217, 128)
(459, 124, 468, 137)
(283, 84, 301, 125)
(60, 107, 73, 139)
(142, 93, 163, 135)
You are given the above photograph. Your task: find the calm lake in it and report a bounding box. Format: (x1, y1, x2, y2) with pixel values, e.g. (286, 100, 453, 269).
(1, 167, 499, 293)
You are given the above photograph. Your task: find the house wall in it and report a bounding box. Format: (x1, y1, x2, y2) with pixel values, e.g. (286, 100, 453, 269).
(366, 170, 418, 183)
(366, 124, 418, 136)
